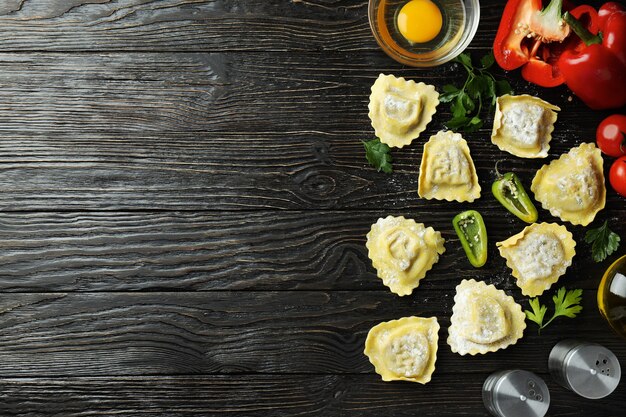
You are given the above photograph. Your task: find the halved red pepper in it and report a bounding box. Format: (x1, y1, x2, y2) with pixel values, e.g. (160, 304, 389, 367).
(494, 0, 574, 87)
(558, 2, 626, 109)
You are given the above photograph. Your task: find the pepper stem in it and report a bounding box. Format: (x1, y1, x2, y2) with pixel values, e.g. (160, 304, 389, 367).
(563, 12, 602, 46)
(494, 159, 505, 178)
(541, 0, 563, 18)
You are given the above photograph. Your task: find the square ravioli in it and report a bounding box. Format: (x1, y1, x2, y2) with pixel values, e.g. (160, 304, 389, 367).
(368, 74, 439, 148)
(498, 223, 576, 297)
(418, 130, 481, 202)
(448, 279, 526, 355)
(366, 216, 445, 296)
(364, 316, 439, 384)
(531, 143, 606, 226)
(491, 94, 560, 158)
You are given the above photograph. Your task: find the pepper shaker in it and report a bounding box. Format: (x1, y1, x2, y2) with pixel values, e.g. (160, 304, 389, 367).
(482, 370, 550, 417)
(548, 339, 621, 399)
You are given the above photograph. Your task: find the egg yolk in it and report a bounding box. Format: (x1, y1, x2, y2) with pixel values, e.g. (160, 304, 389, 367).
(397, 0, 443, 44)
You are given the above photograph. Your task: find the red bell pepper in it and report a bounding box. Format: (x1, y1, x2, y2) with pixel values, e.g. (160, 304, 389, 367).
(558, 2, 626, 109)
(494, 0, 573, 87)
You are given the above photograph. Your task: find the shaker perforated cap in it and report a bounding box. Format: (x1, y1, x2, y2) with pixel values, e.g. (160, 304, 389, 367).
(549, 339, 621, 399)
(482, 370, 550, 417)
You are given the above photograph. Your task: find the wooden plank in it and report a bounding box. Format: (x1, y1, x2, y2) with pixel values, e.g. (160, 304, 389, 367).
(0, 211, 622, 292)
(0, 51, 614, 134)
(0, 374, 624, 416)
(0, 0, 503, 53)
(0, 291, 623, 377)
(0, 130, 624, 211)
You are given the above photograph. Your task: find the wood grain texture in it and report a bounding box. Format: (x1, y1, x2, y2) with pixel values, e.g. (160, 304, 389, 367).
(0, 211, 622, 292)
(0, 130, 624, 211)
(0, 51, 618, 134)
(0, 291, 623, 377)
(0, 0, 503, 52)
(0, 374, 624, 416)
(1, 0, 625, 415)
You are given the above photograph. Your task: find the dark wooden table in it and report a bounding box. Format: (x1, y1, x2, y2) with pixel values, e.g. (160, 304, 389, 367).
(0, 0, 624, 415)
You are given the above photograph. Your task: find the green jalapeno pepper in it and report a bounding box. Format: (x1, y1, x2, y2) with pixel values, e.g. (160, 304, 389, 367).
(452, 210, 488, 268)
(491, 172, 538, 224)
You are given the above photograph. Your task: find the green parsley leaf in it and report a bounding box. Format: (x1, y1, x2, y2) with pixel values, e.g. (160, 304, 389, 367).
(451, 95, 468, 117)
(495, 79, 513, 96)
(480, 52, 495, 69)
(363, 138, 392, 173)
(444, 53, 512, 132)
(439, 84, 460, 103)
(485, 77, 497, 106)
(454, 52, 472, 68)
(584, 221, 621, 262)
(525, 297, 548, 328)
(442, 84, 459, 93)
(466, 75, 488, 100)
(553, 287, 583, 318)
(445, 116, 470, 130)
(525, 287, 583, 334)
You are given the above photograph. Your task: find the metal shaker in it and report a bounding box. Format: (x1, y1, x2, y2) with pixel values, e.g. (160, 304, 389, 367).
(549, 339, 621, 399)
(482, 370, 550, 417)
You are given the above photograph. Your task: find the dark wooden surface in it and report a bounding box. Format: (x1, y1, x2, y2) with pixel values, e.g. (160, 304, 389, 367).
(0, 0, 624, 415)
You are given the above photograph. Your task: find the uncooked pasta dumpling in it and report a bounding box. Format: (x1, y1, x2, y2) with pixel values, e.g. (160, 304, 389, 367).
(366, 216, 445, 296)
(368, 74, 439, 148)
(448, 279, 526, 355)
(531, 143, 605, 226)
(491, 94, 560, 158)
(364, 316, 439, 384)
(498, 223, 576, 297)
(418, 130, 481, 202)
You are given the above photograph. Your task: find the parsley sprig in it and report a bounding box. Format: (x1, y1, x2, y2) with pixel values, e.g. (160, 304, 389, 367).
(440, 52, 513, 133)
(584, 221, 621, 262)
(363, 138, 393, 173)
(525, 287, 583, 334)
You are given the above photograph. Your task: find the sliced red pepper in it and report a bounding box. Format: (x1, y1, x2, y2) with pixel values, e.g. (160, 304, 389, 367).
(492, 172, 538, 224)
(452, 210, 488, 268)
(558, 4, 626, 110)
(494, 0, 573, 87)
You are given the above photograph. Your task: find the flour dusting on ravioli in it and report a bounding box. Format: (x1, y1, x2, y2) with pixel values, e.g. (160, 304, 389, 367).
(418, 130, 481, 202)
(366, 216, 445, 296)
(448, 279, 525, 355)
(364, 316, 439, 384)
(368, 74, 439, 148)
(531, 143, 605, 226)
(498, 223, 576, 297)
(491, 94, 560, 158)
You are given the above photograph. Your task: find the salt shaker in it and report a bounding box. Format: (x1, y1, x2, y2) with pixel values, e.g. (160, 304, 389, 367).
(548, 339, 621, 399)
(482, 370, 550, 417)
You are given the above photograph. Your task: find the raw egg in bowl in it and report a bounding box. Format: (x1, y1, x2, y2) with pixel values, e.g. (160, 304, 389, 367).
(368, 0, 480, 67)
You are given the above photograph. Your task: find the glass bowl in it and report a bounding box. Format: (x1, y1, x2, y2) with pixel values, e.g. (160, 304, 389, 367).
(368, 0, 480, 67)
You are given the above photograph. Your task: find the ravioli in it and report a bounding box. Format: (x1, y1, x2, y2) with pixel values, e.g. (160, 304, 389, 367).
(448, 279, 526, 355)
(497, 223, 576, 297)
(366, 216, 445, 296)
(418, 130, 481, 202)
(364, 316, 439, 384)
(531, 143, 605, 226)
(368, 74, 439, 148)
(491, 94, 560, 158)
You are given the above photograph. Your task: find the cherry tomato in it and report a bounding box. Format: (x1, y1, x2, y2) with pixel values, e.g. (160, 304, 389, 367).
(596, 114, 626, 157)
(609, 155, 626, 197)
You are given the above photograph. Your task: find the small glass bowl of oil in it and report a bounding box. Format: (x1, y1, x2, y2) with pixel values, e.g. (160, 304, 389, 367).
(368, 0, 480, 67)
(598, 254, 626, 341)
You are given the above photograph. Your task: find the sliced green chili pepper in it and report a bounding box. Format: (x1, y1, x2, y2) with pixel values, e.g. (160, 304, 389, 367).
(452, 210, 488, 268)
(492, 172, 538, 224)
